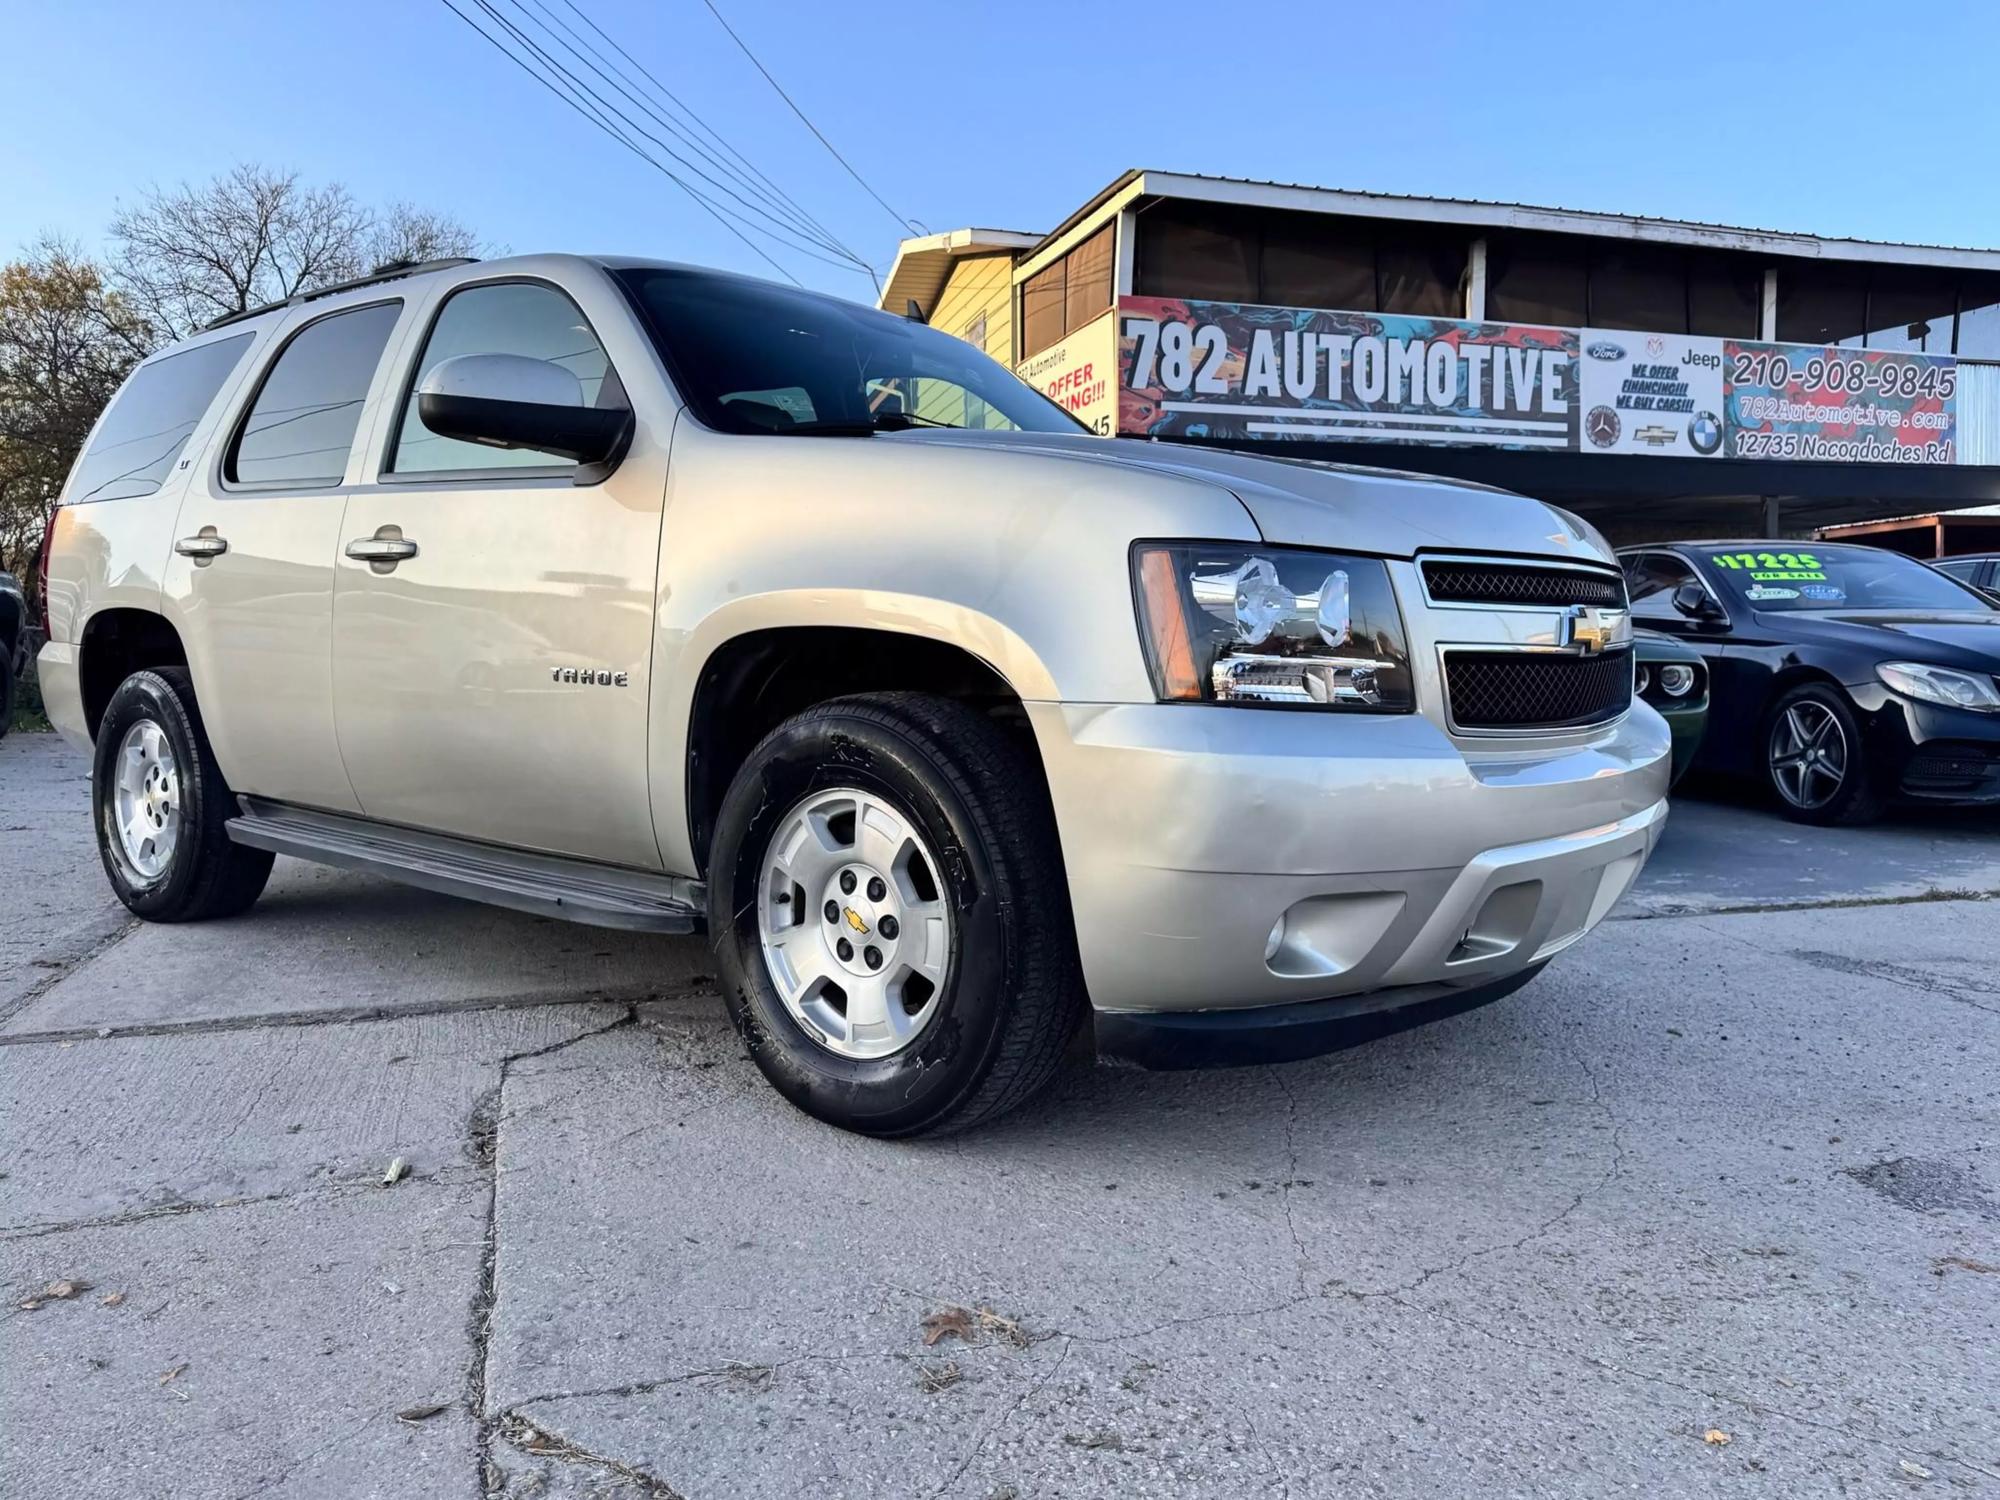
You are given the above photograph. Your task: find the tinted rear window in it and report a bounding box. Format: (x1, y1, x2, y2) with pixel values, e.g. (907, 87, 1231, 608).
(228, 301, 402, 488)
(64, 334, 253, 504)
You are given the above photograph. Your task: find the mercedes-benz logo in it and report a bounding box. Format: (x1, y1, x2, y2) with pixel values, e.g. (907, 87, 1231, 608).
(1585, 406, 1621, 449)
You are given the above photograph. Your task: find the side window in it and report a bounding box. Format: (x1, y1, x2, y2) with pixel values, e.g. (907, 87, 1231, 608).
(391, 282, 619, 475)
(1937, 559, 1979, 583)
(65, 334, 253, 504)
(1627, 553, 1700, 620)
(227, 303, 402, 488)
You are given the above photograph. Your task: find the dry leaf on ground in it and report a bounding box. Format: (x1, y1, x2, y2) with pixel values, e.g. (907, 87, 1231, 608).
(1702, 1429, 1731, 1446)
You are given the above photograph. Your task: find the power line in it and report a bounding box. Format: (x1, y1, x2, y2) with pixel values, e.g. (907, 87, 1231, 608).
(471, 0, 871, 275)
(545, 0, 854, 257)
(695, 0, 923, 238)
(436, 0, 807, 285)
(506, 0, 867, 268)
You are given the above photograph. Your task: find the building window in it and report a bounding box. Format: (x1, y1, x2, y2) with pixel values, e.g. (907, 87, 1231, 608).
(1134, 202, 1467, 318)
(1484, 232, 1588, 327)
(1020, 224, 1115, 358)
(1774, 262, 1868, 347)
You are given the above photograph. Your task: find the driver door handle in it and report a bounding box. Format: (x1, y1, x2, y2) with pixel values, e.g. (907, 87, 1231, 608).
(174, 532, 229, 560)
(345, 535, 419, 563)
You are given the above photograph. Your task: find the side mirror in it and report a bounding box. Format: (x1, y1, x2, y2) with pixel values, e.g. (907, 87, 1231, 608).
(1672, 581, 1721, 620)
(417, 353, 631, 468)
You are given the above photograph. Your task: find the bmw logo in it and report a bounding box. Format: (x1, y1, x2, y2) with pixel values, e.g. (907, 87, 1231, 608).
(1687, 410, 1722, 455)
(1585, 341, 1625, 362)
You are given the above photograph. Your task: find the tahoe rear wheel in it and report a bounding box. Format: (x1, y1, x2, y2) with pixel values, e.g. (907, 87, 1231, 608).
(92, 668, 274, 921)
(1763, 682, 1882, 826)
(708, 692, 1084, 1137)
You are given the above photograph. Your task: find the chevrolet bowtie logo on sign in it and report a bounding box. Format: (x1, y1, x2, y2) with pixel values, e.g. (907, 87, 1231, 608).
(1560, 605, 1629, 655)
(1635, 425, 1677, 447)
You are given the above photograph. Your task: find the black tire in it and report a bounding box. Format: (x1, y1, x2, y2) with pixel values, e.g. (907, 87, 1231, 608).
(707, 692, 1085, 1137)
(92, 667, 274, 921)
(0, 648, 14, 740)
(1762, 681, 1883, 826)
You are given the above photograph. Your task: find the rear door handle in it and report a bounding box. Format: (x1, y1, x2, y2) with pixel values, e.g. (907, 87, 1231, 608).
(174, 531, 229, 562)
(345, 529, 419, 570)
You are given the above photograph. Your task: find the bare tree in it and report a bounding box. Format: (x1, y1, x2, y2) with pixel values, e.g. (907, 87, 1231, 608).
(0, 239, 148, 581)
(110, 165, 479, 341)
(369, 202, 482, 268)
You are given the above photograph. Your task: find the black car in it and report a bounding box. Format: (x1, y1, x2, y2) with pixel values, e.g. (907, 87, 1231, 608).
(1935, 552, 2000, 601)
(1616, 541, 2000, 824)
(0, 570, 28, 739)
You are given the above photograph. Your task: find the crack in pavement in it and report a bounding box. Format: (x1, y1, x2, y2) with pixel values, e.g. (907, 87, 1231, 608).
(925, 1333, 1073, 1500)
(467, 1005, 642, 1495)
(0, 1169, 481, 1243)
(0, 980, 718, 1048)
(496, 1410, 683, 1496)
(0, 912, 140, 1028)
(1267, 1067, 1312, 1297)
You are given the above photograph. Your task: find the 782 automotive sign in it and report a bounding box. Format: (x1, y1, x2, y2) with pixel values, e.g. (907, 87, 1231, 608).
(1723, 343, 1956, 463)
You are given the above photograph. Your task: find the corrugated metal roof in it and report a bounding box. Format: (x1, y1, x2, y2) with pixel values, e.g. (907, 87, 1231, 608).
(1018, 169, 2000, 273)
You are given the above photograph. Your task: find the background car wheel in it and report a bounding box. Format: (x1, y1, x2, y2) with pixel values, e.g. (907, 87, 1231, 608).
(708, 692, 1085, 1137)
(1762, 682, 1882, 826)
(92, 668, 274, 921)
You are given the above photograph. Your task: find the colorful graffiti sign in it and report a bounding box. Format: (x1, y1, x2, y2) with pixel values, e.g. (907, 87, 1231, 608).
(1723, 342, 1956, 464)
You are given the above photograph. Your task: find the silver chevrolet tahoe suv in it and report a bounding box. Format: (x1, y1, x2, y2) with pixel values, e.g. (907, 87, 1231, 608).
(37, 254, 1670, 1135)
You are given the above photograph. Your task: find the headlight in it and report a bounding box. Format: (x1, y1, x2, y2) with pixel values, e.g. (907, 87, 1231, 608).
(1634, 664, 1652, 696)
(1133, 543, 1413, 709)
(1657, 663, 1697, 699)
(1877, 661, 2000, 712)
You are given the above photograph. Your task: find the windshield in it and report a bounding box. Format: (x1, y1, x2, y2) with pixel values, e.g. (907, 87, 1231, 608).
(615, 267, 1086, 437)
(1703, 544, 1996, 612)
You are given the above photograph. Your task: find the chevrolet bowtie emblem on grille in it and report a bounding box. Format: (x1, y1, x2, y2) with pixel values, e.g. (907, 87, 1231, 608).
(1559, 605, 1628, 655)
(843, 907, 870, 935)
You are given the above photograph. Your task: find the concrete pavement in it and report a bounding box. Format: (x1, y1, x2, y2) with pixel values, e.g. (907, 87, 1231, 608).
(2, 732, 1995, 1497)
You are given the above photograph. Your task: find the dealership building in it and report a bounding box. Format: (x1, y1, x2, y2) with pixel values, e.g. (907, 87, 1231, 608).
(879, 170, 2000, 547)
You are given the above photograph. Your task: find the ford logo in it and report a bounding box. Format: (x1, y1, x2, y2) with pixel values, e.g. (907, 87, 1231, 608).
(1585, 341, 1625, 362)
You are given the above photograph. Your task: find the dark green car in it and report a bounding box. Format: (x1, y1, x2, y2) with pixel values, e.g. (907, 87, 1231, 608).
(1634, 630, 1708, 787)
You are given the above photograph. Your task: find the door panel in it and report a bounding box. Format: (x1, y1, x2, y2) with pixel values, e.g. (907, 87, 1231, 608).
(329, 275, 667, 869)
(165, 300, 407, 812)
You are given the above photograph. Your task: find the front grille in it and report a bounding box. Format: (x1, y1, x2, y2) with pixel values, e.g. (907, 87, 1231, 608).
(1445, 648, 1634, 731)
(1902, 743, 2000, 793)
(1424, 559, 1626, 609)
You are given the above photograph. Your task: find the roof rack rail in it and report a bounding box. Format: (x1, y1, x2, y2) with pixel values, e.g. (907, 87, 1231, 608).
(200, 257, 480, 333)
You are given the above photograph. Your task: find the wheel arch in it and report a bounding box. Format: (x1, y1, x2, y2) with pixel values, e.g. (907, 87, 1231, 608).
(672, 607, 1056, 878)
(77, 607, 189, 739)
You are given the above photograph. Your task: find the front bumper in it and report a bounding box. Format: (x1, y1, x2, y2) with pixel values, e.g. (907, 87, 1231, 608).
(1027, 700, 1671, 1030)
(1851, 686, 2000, 805)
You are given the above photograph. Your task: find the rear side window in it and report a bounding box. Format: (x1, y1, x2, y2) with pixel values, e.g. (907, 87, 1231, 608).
(65, 334, 253, 504)
(390, 281, 616, 475)
(227, 301, 402, 488)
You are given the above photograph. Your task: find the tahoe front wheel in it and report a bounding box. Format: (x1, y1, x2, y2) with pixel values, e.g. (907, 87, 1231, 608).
(707, 692, 1084, 1137)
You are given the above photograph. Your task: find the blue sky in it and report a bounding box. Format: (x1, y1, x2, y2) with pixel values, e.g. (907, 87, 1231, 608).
(5, 0, 1999, 302)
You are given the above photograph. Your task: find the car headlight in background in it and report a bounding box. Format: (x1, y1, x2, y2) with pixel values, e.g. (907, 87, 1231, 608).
(1656, 663, 1697, 699)
(1634, 664, 1653, 696)
(1877, 661, 2000, 712)
(1133, 544, 1414, 710)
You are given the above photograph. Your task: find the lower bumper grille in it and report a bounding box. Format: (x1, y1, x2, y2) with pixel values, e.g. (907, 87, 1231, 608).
(1444, 648, 1633, 731)
(1901, 742, 2000, 800)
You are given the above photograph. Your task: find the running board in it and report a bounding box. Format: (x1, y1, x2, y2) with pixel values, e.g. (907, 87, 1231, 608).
(226, 798, 704, 934)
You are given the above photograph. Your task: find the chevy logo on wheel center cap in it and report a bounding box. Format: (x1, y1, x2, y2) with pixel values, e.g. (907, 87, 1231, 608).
(843, 907, 870, 935)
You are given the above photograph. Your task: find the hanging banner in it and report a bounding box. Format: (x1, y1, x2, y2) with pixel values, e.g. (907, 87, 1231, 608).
(1017, 309, 1117, 437)
(1115, 296, 1577, 450)
(1723, 343, 1957, 464)
(1577, 329, 1725, 457)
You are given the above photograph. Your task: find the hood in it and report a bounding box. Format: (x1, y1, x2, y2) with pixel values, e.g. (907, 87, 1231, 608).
(889, 429, 1613, 565)
(1765, 610, 2000, 667)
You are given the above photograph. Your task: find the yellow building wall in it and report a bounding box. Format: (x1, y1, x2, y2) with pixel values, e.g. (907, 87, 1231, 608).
(913, 252, 1020, 428)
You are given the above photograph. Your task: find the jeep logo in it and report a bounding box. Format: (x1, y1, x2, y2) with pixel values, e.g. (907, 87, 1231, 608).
(550, 666, 630, 687)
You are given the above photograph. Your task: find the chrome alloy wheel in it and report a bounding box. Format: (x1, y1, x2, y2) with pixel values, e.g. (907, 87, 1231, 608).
(111, 719, 182, 881)
(1769, 700, 1848, 811)
(756, 787, 952, 1060)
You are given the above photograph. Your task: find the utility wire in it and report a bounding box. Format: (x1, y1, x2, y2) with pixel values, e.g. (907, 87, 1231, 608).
(470, 0, 868, 273)
(505, 0, 867, 268)
(546, 0, 854, 256)
(436, 0, 806, 286)
(695, 0, 923, 237)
